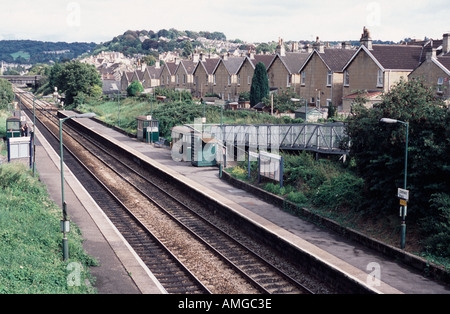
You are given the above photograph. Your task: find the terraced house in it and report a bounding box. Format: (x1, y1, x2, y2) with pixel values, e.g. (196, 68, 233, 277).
(409, 34, 450, 102)
(118, 27, 450, 114)
(342, 27, 426, 111)
(299, 38, 355, 109)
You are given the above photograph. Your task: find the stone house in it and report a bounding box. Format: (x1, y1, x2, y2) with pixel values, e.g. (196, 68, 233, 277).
(408, 34, 450, 103)
(142, 61, 162, 90)
(299, 39, 356, 109)
(342, 27, 425, 100)
(267, 39, 310, 95)
(173, 59, 197, 91)
(192, 56, 221, 98)
(212, 55, 246, 101)
(159, 60, 179, 89)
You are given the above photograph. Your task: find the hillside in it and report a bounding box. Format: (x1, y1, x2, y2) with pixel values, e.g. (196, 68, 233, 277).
(92, 28, 241, 56)
(0, 40, 97, 64)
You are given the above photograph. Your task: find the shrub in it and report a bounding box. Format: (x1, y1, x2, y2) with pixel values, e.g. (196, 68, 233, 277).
(312, 172, 364, 211)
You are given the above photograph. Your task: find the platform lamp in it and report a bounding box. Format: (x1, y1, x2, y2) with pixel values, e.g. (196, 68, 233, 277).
(380, 118, 409, 249)
(59, 112, 96, 261)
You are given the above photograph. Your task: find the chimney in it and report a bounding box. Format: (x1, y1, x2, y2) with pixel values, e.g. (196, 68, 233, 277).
(248, 49, 255, 59)
(342, 42, 351, 50)
(192, 53, 199, 63)
(277, 37, 286, 56)
(155, 60, 160, 69)
(200, 53, 206, 61)
(360, 26, 373, 50)
(313, 36, 324, 53)
(305, 44, 313, 53)
(291, 42, 299, 52)
(443, 33, 450, 54)
(174, 57, 181, 65)
(425, 41, 437, 60)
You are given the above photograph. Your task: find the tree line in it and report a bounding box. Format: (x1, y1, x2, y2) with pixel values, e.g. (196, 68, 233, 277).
(0, 40, 96, 64)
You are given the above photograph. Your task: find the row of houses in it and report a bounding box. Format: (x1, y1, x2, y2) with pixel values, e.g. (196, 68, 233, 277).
(120, 27, 450, 114)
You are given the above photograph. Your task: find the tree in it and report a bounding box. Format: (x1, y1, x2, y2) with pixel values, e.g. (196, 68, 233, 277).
(127, 80, 144, 96)
(52, 61, 102, 107)
(0, 78, 14, 110)
(182, 40, 193, 58)
(345, 79, 450, 254)
(250, 62, 269, 107)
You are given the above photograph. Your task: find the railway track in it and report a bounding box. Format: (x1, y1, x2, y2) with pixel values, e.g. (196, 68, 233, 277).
(17, 88, 321, 294)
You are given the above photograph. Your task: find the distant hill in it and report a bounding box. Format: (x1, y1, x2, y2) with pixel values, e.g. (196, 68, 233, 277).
(92, 29, 232, 56)
(0, 40, 97, 64)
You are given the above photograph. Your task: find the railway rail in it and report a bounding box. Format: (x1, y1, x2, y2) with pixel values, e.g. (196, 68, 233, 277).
(17, 88, 331, 294)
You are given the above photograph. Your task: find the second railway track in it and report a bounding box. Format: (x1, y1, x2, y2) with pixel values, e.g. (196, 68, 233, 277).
(17, 88, 334, 294)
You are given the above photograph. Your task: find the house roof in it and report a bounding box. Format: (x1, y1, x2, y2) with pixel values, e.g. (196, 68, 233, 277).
(221, 56, 246, 75)
(179, 60, 197, 75)
(145, 64, 163, 79)
(279, 52, 310, 74)
(344, 44, 425, 71)
(250, 54, 275, 69)
(435, 56, 450, 75)
(194, 58, 221, 75)
(301, 48, 356, 73)
(164, 62, 178, 75)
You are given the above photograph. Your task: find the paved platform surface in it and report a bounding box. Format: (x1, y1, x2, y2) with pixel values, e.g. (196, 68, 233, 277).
(27, 113, 166, 294)
(62, 112, 450, 294)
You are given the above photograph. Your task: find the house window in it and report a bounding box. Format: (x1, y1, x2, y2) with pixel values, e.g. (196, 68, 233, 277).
(287, 74, 292, 87)
(344, 70, 349, 86)
(213, 74, 216, 85)
(377, 69, 384, 87)
(206, 74, 208, 85)
(228, 75, 231, 86)
(183, 74, 186, 84)
(167, 75, 170, 85)
(161, 75, 164, 86)
(248, 76, 251, 85)
(301, 71, 306, 85)
(437, 77, 444, 94)
(327, 71, 332, 86)
(176, 74, 179, 85)
(238, 74, 241, 86)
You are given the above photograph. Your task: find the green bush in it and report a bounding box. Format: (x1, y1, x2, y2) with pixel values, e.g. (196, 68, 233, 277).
(420, 193, 450, 258)
(312, 172, 364, 211)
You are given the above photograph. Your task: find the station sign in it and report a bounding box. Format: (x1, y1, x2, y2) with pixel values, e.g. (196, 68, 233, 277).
(397, 188, 409, 201)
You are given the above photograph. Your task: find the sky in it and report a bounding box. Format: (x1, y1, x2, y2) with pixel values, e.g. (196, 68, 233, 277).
(1, 0, 449, 44)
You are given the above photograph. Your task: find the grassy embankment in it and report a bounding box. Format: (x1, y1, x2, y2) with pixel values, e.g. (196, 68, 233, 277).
(0, 110, 97, 294)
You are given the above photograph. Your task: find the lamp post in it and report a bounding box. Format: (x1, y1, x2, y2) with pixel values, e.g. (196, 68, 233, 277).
(380, 117, 409, 249)
(59, 112, 96, 260)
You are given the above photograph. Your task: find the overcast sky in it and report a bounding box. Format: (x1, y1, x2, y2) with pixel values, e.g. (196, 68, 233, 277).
(1, 0, 449, 44)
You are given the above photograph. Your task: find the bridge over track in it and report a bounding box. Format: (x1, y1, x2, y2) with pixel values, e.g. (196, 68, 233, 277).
(186, 122, 349, 156)
(1, 75, 42, 87)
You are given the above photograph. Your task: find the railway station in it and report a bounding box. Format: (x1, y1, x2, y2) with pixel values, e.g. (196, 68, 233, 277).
(9, 88, 450, 294)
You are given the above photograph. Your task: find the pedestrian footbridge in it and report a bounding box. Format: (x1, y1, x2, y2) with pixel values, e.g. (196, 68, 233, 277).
(182, 122, 349, 156)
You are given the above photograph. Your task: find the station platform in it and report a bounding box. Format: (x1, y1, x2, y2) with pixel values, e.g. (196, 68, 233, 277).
(28, 113, 166, 294)
(59, 111, 450, 294)
(34, 108, 450, 294)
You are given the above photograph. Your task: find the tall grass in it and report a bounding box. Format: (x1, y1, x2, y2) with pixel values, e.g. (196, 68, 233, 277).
(0, 163, 97, 293)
